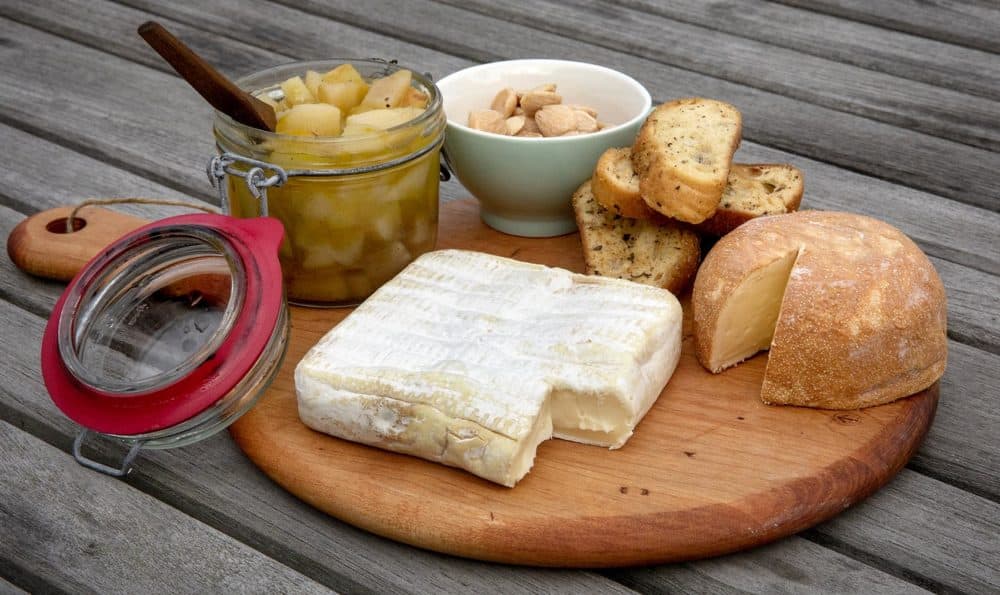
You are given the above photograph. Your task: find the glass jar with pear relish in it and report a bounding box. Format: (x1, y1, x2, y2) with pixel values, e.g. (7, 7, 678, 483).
(211, 59, 445, 307)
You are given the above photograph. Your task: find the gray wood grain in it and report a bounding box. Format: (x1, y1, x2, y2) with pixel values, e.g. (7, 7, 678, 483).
(912, 341, 1000, 502)
(810, 469, 1000, 594)
(442, 0, 1000, 152)
(7, 0, 1000, 217)
(0, 299, 637, 595)
(934, 259, 1000, 355)
(258, 0, 1000, 210)
(0, 421, 331, 595)
(115, 0, 470, 74)
(772, 0, 1000, 54)
(0, 577, 27, 595)
(0, 11, 469, 205)
(0, 0, 282, 79)
(0, 294, 995, 589)
(0, 123, 193, 218)
(0, 205, 66, 318)
(615, 0, 1000, 100)
(604, 536, 931, 594)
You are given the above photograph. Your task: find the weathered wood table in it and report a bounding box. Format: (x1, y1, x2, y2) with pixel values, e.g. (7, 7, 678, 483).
(1, 1, 997, 592)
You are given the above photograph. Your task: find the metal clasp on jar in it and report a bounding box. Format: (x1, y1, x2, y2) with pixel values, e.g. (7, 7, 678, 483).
(207, 153, 289, 217)
(206, 137, 450, 216)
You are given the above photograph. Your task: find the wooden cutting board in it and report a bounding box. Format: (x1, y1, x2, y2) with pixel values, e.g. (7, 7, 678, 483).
(230, 199, 937, 567)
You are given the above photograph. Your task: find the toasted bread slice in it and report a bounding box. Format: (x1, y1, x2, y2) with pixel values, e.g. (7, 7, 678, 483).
(696, 164, 805, 236)
(632, 98, 742, 224)
(591, 147, 657, 219)
(572, 180, 700, 295)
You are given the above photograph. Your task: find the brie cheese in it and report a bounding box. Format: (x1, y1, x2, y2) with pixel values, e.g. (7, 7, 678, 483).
(295, 250, 682, 486)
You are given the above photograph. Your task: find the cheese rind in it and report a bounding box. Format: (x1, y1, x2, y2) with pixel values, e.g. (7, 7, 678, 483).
(296, 249, 682, 486)
(693, 211, 947, 409)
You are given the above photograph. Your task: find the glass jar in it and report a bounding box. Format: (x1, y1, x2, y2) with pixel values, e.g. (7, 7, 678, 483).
(42, 214, 288, 476)
(211, 59, 446, 307)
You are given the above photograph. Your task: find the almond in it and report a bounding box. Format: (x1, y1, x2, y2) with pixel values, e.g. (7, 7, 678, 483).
(565, 104, 598, 118)
(530, 83, 557, 93)
(505, 115, 525, 136)
(467, 109, 506, 134)
(535, 104, 576, 137)
(520, 91, 562, 117)
(574, 110, 599, 133)
(491, 87, 517, 118)
(517, 116, 541, 136)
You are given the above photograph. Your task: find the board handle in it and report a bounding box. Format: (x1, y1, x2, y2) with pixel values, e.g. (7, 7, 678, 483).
(7, 206, 151, 282)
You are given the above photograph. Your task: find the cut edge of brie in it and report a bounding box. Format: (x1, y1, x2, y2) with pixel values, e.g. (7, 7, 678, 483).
(551, 306, 683, 449)
(297, 371, 553, 487)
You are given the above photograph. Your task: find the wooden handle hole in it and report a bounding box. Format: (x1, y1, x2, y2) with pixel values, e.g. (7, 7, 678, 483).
(45, 217, 88, 234)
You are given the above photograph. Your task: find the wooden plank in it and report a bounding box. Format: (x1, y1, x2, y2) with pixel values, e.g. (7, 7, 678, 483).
(0, 420, 331, 595)
(0, 13, 467, 205)
(0, 301, 638, 594)
(771, 0, 1000, 54)
(0, 287, 995, 583)
(5, 6, 1000, 236)
(111, 0, 468, 74)
(912, 341, 1000, 501)
(439, 0, 1000, 152)
(252, 0, 1000, 210)
(615, 0, 1000, 99)
(0, 205, 64, 318)
(0, 578, 27, 595)
(603, 537, 930, 594)
(0, 124, 193, 218)
(934, 259, 1000, 355)
(7, 10, 1000, 273)
(1, 0, 282, 78)
(810, 469, 1000, 594)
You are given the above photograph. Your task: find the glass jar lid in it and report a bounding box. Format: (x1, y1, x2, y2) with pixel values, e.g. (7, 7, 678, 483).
(42, 214, 285, 436)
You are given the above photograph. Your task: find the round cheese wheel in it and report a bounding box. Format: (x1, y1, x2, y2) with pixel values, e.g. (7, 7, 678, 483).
(692, 210, 947, 409)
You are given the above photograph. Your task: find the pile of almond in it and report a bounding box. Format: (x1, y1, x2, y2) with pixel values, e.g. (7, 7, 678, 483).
(467, 84, 604, 137)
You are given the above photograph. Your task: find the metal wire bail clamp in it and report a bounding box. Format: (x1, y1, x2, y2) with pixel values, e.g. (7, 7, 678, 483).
(207, 153, 288, 217)
(72, 429, 144, 478)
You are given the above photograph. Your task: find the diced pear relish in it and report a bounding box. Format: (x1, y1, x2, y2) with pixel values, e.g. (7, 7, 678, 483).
(223, 62, 441, 306)
(260, 64, 429, 138)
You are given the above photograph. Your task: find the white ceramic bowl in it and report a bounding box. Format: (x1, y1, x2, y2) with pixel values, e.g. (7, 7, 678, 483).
(437, 59, 652, 237)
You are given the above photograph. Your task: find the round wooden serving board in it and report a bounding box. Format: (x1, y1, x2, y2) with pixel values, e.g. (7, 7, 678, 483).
(230, 199, 938, 567)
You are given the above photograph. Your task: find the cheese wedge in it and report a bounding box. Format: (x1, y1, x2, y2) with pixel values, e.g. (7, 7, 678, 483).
(296, 250, 683, 486)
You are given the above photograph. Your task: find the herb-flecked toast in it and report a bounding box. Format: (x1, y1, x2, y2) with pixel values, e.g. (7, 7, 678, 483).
(572, 180, 700, 295)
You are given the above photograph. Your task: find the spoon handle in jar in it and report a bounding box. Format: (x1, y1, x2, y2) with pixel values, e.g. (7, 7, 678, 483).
(6, 206, 150, 282)
(137, 21, 277, 132)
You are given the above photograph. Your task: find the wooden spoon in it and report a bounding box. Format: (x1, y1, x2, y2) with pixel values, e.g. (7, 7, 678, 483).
(138, 21, 276, 131)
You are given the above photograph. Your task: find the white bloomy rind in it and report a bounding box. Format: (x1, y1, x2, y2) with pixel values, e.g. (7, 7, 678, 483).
(295, 249, 682, 487)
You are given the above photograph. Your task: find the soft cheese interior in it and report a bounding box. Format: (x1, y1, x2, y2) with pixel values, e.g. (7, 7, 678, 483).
(295, 250, 683, 487)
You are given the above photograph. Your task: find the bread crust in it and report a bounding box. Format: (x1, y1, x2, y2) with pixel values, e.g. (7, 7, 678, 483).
(573, 181, 700, 295)
(695, 164, 804, 236)
(591, 147, 657, 219)
(632, 98, 742, 224)
(693, 210, 947, 409)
